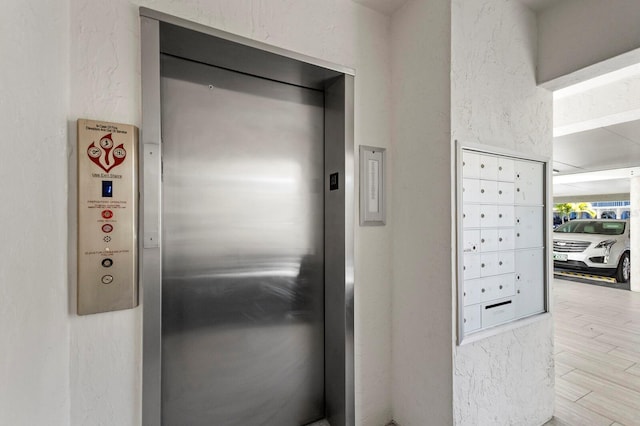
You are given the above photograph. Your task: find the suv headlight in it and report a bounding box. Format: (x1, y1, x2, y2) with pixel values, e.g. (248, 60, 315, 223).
(594, 239, 616, 263)
(594, 239, 616, 249)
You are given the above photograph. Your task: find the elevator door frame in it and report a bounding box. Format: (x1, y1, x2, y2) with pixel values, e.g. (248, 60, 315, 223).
(140, 8, 355, 426)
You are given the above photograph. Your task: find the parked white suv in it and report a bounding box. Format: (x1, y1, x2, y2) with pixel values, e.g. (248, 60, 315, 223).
(553, 219, 630, 283)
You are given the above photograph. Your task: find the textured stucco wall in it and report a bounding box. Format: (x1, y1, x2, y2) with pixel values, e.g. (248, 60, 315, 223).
(0, 1, 71, 425)
(451, 1, 554, 425)
(68, 1, 393, 425)
(390, 1, 453, 425)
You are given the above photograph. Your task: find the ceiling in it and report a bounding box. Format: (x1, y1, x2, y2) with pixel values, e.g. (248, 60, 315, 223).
(553, 119, 640, 198)
(518, 0, 563, 11)
(351, 0, 408, 15)
(352, 0, 562, 15)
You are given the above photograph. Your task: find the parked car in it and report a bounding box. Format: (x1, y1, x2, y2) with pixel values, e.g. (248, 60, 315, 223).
(553, 212, 564, 228)
(600, 211, 616, 219)
(553, 219, 630, 282)
(568, 211, 594, 220)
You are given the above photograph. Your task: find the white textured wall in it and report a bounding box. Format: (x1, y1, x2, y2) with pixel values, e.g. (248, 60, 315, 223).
(390, 1, 453, 425)
(538, 0, 640, 87)
(451, 1, 554, 425)
(0, 1, 70, 425)
(68, 1, 393, 425)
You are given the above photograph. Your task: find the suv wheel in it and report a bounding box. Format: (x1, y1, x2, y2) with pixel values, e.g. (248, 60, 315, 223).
(616, 252, 630, 283)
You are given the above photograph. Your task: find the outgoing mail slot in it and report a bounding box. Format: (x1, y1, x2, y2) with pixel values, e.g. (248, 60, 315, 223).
(481, 298, 515, 328)
(463, 304, 482, 332)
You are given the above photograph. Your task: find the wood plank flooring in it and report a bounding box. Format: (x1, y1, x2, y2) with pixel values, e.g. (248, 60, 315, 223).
(546, 278, 640, 426)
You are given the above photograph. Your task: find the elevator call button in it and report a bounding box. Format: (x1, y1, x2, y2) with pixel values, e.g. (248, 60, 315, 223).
(77, 119, 138, 315)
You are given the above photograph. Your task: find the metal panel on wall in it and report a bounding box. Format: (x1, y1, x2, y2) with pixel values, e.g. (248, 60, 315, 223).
(140, 8, 355, 426)
(457, 141, 550, 344)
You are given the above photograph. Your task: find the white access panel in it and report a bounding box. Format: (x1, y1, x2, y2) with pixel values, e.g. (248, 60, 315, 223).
(514, 160, 543, 205)
(457, 141, 548, 344)
(514, 249, 545, 318)
(515, 206, 544, 249)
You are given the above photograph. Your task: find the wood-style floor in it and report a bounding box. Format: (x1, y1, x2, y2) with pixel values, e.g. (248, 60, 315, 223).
(546, 278, 640, 426)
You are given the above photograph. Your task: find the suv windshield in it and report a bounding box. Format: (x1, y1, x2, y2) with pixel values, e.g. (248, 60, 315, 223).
(554, 221, 626, 235)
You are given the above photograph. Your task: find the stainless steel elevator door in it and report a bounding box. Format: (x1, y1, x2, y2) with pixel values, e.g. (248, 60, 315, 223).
(160, 54, 325, 426)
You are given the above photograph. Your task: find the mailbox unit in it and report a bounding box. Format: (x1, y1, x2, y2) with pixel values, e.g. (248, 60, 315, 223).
(456, 141, 549, 343)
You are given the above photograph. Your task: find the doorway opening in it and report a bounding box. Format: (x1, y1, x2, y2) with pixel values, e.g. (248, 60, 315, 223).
(140, 9, 354, 426)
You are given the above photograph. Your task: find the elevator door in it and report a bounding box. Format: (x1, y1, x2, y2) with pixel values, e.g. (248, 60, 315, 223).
(160, 54, 325, 426)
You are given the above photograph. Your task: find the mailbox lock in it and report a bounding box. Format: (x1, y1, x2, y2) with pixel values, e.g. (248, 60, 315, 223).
(481, 239, 485, 243)
(101, 275, 114, 285)
(481, 189, 485, 193)
(472, 245, 477, 250)
(499, 213, 503, 218)
(517, 290, 521, 294)
(499, 237, 503, 242)
(101, 258, 113, 268)
(499, 285, 503, 289)
(481, 164, 485, 168)
(481, 288, 485, 293)
(499, 261, 503, 266)
(463, 213, 466, 218)
(498, 190, 503, 195)
(517, 233, 521, 237)
(516, 274, 521, 280)
(498, 166, 503, 171)
(517, 187, 520, 192)
(481, 213, 485, 218)
(481, 263, 485, 268)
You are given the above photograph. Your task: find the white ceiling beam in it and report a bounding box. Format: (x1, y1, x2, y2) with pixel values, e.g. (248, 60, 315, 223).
(554, 167, 640, 184)
(553, 69, 640, 137)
